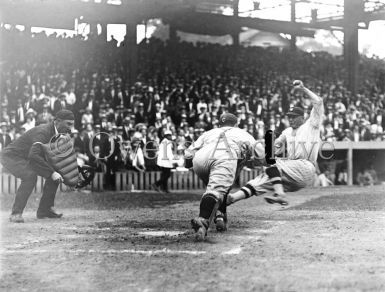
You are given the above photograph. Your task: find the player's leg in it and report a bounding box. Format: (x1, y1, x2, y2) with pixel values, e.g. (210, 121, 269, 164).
(263, 165, 288, 205)
(215, 159, 245, 232)
(275, 159, 316, 191)
(263, 159, 316, 204)
(190, 149, 214, 241)
(191, 157, 237, 241)
(226, 164, 289, 206)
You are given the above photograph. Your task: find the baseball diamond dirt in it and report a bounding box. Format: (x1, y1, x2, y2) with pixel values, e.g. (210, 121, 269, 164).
(1, 185, 385, 291)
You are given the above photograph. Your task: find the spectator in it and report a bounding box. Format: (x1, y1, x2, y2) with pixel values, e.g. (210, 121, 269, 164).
(336, 167, 348, 185)
(152, 130, 175, 193)
(53, 93, 68, 114)
(89, 145, 107, 173)
(357, 168, 374, 186)
(0, 122, 12, 150)
(128, 132, 146, 173)
(36, 104, 54, 125)
(22, 109, 36, 131)
(317, 169, 334, 187)
(367, 164, 378, 185)
(81, 107, 94, 128)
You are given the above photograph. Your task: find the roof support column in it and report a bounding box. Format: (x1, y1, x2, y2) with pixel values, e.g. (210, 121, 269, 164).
(344, 0, 362, 95)
(290, 0, 297, 50)
(125, 21, 138, 86)
(232, 0, 240, 47)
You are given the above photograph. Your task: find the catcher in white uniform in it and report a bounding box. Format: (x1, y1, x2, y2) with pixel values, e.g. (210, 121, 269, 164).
(185, 113, 264, 241)
(226, 80, 324, 208)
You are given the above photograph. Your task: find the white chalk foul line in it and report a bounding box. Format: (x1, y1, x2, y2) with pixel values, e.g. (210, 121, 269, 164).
(1, 248, 206, 256)
(222, 246, 243, 255)
(138, 231, 186, 237)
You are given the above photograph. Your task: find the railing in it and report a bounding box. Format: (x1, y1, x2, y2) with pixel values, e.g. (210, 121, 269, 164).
(2, 141, 384, 194)
(0, 168, 264, 194)
(0, 172, 105, 194)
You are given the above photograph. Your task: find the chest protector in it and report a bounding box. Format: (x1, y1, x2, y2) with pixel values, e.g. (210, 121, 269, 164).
(34, 134, 94, 188)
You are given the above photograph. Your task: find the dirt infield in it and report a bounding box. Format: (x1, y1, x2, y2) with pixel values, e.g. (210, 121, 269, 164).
(1, 185, 385, 292)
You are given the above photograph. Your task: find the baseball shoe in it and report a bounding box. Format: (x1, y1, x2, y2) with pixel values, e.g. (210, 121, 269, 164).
(214, 211, 227, 232)
(191, 217, 209, 242)
(9, 214, 24, 223)
(37, 207, 63, 219)
(264, 193, 289, 206)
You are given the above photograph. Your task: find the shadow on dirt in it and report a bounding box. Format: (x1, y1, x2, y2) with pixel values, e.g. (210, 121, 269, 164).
(288, 192, 385, 211)
(0, 191, 203, 210)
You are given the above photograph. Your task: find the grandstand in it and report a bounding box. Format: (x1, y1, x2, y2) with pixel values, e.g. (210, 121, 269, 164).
(1, 0, 385, 188)
(1, 1, 385, 291)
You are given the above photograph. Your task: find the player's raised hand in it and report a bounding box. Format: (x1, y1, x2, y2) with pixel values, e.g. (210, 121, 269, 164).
(291, 80, 304, 94)
(292, 80, 304, 91)
(293, 80, 304, 89)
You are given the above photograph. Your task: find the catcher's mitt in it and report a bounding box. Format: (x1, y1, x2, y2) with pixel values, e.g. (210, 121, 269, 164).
(76, 165, 95, 189)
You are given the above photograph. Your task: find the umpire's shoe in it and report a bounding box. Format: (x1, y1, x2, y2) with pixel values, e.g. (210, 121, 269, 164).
(214, 211, 227, 232)
(37, 207, 63, 219)
(191, 217, 209, 241)
(9, 214, 24, 223)
(264, 193, 289, 206)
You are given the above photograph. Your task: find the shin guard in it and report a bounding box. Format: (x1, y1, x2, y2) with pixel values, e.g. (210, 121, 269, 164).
(199, 193, 220, 219)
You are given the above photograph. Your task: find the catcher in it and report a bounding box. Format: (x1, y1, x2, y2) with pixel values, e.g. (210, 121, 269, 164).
(0, 110, 94, 223)
(185, 113, 264, 241)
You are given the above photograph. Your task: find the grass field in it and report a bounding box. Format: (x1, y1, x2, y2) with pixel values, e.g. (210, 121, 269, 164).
(1, 185, 385, 291)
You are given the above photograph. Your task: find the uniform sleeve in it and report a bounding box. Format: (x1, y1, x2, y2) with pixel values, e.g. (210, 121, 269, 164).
(308, 99, 324, 128)
(184, 133, 205, 159)
(28, 133, 55, 178)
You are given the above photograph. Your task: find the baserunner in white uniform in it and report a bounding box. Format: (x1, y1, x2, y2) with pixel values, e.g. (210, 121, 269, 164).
(185, 113, 264, 241)
(226, 80, 324, 206)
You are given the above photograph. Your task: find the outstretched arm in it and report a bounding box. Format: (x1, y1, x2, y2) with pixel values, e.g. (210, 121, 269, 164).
(293, 80, 322, 105)
(293, 80, 324, 128)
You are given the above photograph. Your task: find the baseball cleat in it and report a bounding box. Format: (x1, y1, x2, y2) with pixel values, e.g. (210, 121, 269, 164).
(214, 211, 227, 232)
(191, 217, 209, 242)
(264, 193, 289, 206)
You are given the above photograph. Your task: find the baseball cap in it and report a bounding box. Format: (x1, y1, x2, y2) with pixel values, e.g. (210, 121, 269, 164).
(287, 107, 304, 117)
(55, 109, 75, 120)
(219, 113, 238, 126)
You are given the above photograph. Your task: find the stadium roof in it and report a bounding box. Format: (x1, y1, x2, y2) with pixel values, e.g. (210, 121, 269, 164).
(0, 0, 384, 37)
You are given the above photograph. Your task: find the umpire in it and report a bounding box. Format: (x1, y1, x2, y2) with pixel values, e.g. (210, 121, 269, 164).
(0, 110, 75, 223)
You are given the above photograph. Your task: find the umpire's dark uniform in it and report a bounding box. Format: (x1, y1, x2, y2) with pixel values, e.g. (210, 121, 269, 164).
(0, 122, 59, 216)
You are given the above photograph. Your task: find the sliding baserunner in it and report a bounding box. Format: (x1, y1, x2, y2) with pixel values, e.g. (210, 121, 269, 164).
(226, 80, 324, 208)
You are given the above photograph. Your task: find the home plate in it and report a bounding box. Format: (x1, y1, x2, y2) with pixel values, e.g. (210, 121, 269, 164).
(138, 231, 186, 237)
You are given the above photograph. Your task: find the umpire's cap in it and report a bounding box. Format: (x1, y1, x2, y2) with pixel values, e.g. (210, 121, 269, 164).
(219, 113, 238, 127)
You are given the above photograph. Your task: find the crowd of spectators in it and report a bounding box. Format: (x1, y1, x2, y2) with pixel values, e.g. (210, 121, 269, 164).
(1, 26, 385, 187)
